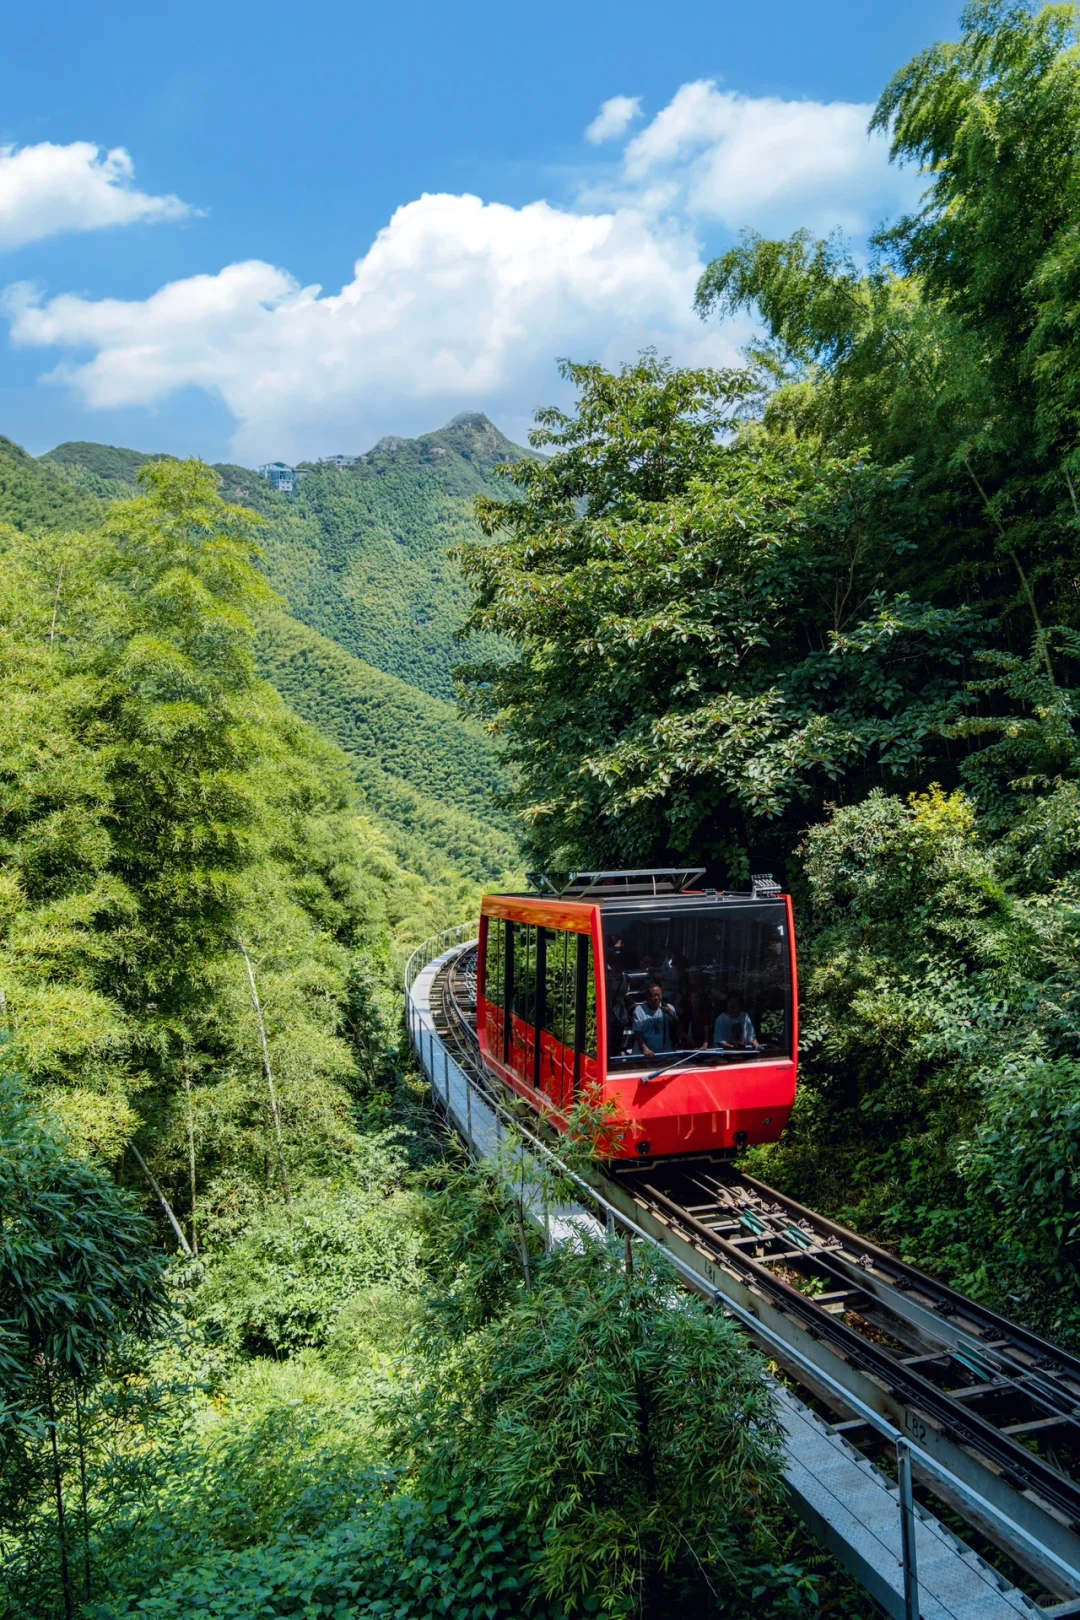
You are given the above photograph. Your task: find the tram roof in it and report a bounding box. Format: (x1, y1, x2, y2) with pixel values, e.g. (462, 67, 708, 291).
(498, 869, 786, 906)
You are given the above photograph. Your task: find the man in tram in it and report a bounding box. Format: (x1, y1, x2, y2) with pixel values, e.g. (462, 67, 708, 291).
(631, 978, 678, 1058)
(713, 991, 759, 1050)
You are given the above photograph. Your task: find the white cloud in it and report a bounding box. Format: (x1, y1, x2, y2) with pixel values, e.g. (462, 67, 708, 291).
(2, 84, 917, 458)
(623, 79, 916, 235)
(0, 142, 196, 251)
(5, 193, 744, 462)
(585, 95, 643, 144)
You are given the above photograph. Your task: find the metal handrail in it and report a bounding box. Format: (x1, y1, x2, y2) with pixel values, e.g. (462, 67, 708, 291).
(404, 922, 476, 995)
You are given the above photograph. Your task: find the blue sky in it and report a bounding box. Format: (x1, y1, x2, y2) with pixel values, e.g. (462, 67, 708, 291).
(2, 0, 963, 464)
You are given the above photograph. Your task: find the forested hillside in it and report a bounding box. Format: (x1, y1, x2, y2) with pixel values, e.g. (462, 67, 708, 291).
(0, 461, 831, 1620)
(0, 436, 104, 532)
(264, 413, 526, 700)
(19, 431, 520, 885)
(45, 411, 526, 702)
(257, 610, 518, 883)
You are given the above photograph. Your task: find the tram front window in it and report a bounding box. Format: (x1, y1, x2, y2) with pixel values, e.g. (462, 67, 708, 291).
(602, 906, 790, 1071)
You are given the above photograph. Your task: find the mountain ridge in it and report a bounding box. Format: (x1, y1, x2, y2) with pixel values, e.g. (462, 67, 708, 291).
(42, 409, 524, 485)
(41, 414, 526, 701)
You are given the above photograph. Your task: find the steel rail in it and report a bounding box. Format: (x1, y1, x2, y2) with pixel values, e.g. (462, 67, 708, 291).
(626, 1176, 1080, 1528)
(736, 1171, 1080, 1397)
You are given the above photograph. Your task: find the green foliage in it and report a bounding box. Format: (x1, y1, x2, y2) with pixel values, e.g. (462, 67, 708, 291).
(2, 1122, 829, 1620)
(196, 1164, 422, 1357)
(0, 1059, 167, 1418)
(964, 1056, 1080, 1289)
(459, 353, 983, 875)
(0, 1058, 168, 1617)
(96, 1474, 550, 1620)
(26, 13, 1080, 1611)
(21, 428, 524, 888)
(257, 608, 519, 884)
(682, 3, 1080, 1346)
(697, 5, 1080, 657)
(748, 778, 1080, 1335)
(0, 437, 103, 532)
(0, 459, 477, 1234)
(40, 444, 173, 506)
(42, 443, 171, 483)
(394, 1232, 800, 1620)
(872, 0, 1080, 470)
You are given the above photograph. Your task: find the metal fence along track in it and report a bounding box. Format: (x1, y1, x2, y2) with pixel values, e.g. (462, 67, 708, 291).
(404, 930, 1080, 1620)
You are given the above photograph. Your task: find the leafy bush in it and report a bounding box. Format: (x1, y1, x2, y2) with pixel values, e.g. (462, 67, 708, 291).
(752, 781, 1080, 1337)
(392, 1236, 795, 1619)
(961, 1056, 1080, 1334)
(196, 1158, 422, 1357)
(94, 1475, 552, 1620)
(0, 1059, 169, 1619)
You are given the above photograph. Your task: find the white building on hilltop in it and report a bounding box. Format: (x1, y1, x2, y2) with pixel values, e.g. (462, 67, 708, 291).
(258, 461, 301, 494)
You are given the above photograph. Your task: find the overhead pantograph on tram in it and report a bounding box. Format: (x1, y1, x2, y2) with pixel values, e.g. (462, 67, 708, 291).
(476, 869, 798, 1161)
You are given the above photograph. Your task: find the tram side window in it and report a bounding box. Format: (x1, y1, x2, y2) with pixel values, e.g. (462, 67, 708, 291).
(486, 918, 506, 1007)
(512, 923, 538, 1023)
(542, 929, 574, 1044)
(581, 939, 597, 1059)
(538, 929, 597, 1059)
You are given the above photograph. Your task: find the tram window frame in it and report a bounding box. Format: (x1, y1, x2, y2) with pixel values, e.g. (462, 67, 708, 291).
(486, 918, 505, 1007)
(577, 936, 597, 1066)
(503, 921, 515, 1064)
(502, 922, 597, 1086)
(485, 918, 508, 1059)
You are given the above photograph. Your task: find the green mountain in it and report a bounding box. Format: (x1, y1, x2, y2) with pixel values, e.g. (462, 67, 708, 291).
(7, 427, 523, 884)
(265, 414, 525, 701)
(46, 412, 527, 702)
(0, 435, 105, 531)
(42, 439, 171, 493)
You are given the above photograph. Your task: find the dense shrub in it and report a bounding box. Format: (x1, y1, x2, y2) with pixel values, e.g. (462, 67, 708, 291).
(196, 1164, 422, 1358)
(95, 1476, 551, 1620)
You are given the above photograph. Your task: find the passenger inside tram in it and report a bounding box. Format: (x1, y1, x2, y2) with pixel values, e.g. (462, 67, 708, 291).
(630, 979, 678, 1058)
(713, 992, 759, 1050)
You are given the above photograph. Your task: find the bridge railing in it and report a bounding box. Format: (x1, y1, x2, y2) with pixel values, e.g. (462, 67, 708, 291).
(404, 921, 476, 996)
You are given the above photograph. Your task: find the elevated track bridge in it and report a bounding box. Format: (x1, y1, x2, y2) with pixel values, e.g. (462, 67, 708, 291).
(407, 929, 1080, 1620)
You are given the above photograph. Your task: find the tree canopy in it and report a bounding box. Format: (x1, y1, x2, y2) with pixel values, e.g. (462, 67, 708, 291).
(458, 354, 986, 875)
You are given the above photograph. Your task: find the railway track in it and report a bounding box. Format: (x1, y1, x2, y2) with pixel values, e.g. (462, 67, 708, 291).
(427, 944, 1080, 1608)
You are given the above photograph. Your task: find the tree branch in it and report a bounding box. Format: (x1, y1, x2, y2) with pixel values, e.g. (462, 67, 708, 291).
(128, 1144, 193, 1256)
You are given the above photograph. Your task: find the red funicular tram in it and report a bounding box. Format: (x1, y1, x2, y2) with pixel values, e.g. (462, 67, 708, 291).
(477, 869, 798, 1160)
